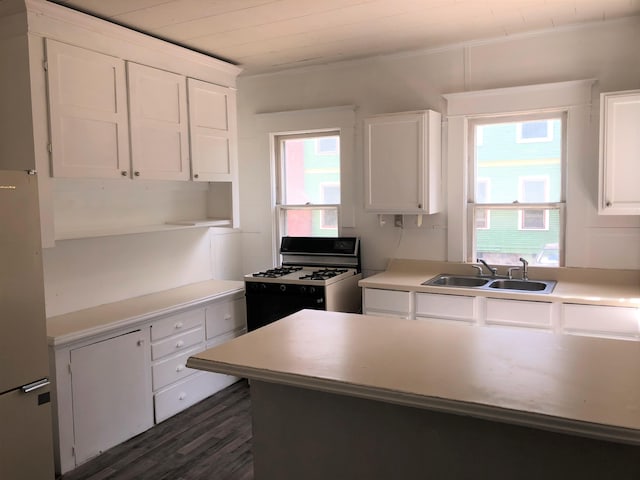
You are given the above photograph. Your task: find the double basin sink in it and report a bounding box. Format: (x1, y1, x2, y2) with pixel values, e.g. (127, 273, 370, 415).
(423, 274, 556, 294)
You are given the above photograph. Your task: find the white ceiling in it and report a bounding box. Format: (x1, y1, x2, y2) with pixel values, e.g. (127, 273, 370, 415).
(49, 0, 640, 75)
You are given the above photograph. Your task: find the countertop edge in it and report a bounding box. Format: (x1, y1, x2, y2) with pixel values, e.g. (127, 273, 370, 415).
(47, 280, 245, 348)
(186, 357, 640, 447)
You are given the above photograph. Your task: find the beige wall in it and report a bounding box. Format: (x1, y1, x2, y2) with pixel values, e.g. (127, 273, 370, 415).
(236, 17, 640, 275)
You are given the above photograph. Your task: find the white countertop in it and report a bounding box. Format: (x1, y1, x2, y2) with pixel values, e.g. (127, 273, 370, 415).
(47, 279, 244, 346)
(188, 309, 640, 445)
(359, 259, 640, 307)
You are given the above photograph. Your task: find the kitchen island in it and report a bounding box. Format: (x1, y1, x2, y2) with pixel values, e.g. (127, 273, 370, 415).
(187, 309, 640, 479)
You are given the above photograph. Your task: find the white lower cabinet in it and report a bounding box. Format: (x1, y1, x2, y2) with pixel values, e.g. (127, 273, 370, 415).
(50, 290, 246, 474)
(363, 288, 412, 318)
(69, 328, 153, 466)
(484, 298, 553, 330)
(562, 303, 640, 340)
(415, 293, 475, 324)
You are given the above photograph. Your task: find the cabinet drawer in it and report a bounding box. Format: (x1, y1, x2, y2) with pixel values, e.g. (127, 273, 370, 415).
(151, 327, 204, 360)
(151, 309, 204, 341)
(152, 345, 202, 391)
(205, 298, 246, 340)
(562, 303, 639, 339)
(363, 288, 411, 314)
(485, 298, 552, 329)
(154, 371, 238, 423)
(415, 293, 475, 322)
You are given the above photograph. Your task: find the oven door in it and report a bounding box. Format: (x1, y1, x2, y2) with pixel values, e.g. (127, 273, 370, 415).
(245, 283, 326, 331)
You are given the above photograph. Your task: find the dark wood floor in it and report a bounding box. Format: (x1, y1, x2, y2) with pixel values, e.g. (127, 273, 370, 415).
(58, 380, 253, 480)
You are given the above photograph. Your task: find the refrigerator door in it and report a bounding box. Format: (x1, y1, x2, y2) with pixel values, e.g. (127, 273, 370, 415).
(0, 170, 49, 392)
(0, 383, 55, 480)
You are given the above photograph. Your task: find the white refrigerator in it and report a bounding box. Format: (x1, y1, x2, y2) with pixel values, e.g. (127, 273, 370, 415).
(0, 170, 55, 479)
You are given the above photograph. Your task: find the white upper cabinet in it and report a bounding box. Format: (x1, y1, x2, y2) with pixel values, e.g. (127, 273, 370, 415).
(45, 39, 130, 179)
(128, 63, 190, 181)
(599, 90, 640, 215)
(364, 110, 441, 214)
(187, 79, 237, 182)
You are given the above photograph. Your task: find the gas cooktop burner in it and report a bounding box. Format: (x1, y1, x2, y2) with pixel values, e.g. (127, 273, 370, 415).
(299, 268, 349, 281)
(252, 266, 303, 278)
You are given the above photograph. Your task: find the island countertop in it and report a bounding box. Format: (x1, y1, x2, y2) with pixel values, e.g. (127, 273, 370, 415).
(188, 309, 640, 445)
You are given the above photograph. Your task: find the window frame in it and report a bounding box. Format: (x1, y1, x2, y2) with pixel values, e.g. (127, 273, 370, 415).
(518, 176, 550, 231)
(467, 111, 567, 265)
(274, 130, 341, 240)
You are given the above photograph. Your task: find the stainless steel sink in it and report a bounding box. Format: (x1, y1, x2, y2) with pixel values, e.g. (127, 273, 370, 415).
(423, 275, 490, 288)
(423, 274, 556, 294)
(488, 279, 556, 294)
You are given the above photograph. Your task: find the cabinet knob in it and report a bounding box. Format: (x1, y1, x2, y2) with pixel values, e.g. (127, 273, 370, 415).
(418, 203, 422, 209)
(175, 322, 183, 329)
(194, 173, 199, 179)
(178, 392, 187, 401)
(606, 201, 612, 207)
(134, 171, 140, 177)
(121, 171, 128, 177)
(176, 340, 184, 348)
(137, 339, 144, 346)
(176, 364, 185, 372)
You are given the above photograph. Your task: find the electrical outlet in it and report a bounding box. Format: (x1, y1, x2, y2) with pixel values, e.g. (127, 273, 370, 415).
(394, 215, 403, 228)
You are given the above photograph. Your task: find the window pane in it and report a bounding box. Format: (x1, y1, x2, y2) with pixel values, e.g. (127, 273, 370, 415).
(475, 207, 560, 266)
(281, 207, 338, 237)
(521, 121, 548, 139)
(281, 136, 340, 205)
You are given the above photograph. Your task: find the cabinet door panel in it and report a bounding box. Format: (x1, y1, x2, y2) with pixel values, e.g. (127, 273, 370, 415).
(70, 329, 152, 465)
(563, 303, 639, 339)
(415, 293, 475, 322)
(363, 288, 412, 315)
(485, 298, 552, 329)
(599, 90, 640, 214)
(46, 39, 129, 178)
(188, 78, 237, 181)
(128, 62, 189, 180)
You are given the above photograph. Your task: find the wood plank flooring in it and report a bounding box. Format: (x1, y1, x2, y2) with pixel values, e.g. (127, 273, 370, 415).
(58, 380, 253, 480)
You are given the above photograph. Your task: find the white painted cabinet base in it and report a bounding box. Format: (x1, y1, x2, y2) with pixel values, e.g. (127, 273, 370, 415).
(154, 370, 239, 423)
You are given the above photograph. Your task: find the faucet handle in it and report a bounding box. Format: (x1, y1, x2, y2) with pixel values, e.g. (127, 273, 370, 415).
(507, 266, 521, 280)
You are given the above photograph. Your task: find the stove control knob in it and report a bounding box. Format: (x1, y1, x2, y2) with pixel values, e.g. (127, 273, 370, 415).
(299, 286, 307, 294)
(259, 283, 267, 291)
(279, 284, 287, 292)
(309, 287, 316, 294)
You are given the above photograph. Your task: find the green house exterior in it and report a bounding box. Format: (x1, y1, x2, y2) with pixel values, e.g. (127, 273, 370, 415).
(475, 119, 562, 265)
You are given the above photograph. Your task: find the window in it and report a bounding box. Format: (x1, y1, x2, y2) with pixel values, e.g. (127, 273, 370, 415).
(275, 132, 340, 238)
(469, 113, 565, 266)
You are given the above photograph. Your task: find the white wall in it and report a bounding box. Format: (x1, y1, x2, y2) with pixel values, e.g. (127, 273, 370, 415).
(236, 17, 640, 275)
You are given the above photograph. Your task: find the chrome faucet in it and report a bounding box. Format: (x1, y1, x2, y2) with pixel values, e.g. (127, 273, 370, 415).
(476, 258, 498, 277)
(519, 257, 529, 280)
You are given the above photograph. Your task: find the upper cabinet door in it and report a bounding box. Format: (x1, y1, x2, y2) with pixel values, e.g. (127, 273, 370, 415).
(45, 39, 130, 179)
(187, 78, 237, 182)
(128, 63, 190, 181)
(599, 90, 640, 215)
(364, 110, 441, 214)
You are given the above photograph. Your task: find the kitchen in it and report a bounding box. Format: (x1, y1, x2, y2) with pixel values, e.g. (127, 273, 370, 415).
(1, 0, 640, 478)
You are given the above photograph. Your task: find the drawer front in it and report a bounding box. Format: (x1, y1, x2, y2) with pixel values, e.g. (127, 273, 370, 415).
(154, 371, 239, 423)
(485, 298, 552, 328)
(205, 298, 246, 340)
(152, 345, 202, 391)
(563, 303, 639, 338)
(151, 327, 204, 360)
(415, 293, 474, 321)
(151, 308, 205, 341)
(363, 288, 411, 314)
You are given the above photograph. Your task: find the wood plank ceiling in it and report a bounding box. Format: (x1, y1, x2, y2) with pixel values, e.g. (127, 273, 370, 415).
(49, 0, 640, 75)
